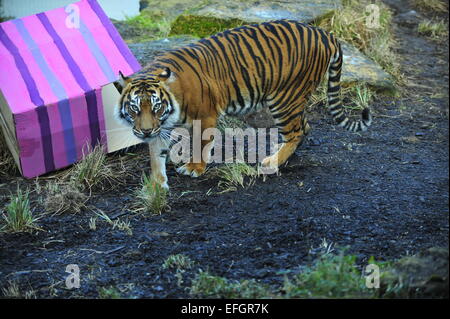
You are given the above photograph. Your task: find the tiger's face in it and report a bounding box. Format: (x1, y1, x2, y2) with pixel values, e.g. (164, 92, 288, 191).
(115, 68, 178, 142)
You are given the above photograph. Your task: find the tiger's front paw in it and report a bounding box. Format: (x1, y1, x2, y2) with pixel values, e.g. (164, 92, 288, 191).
(176, 162, 206, 177)
(260, 155, 279, 174)
(151, 173, 169, 191)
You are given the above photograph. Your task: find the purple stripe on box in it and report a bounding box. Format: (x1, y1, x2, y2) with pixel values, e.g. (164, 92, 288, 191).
(0, 25, 55, 171)
(85, 90, 101, 148)
(87, 0, 141, 73)
(37, 12, 101, 153)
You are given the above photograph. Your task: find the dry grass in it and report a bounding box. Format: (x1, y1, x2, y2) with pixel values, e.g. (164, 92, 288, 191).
(68, 144, 115, 191)
(162, 254, 194, 270)
(315, 0, 402, 81)
(215, 162, 258, 193)
(2, 281, 36, 299)
(95, 210, 133, 235)
(0, 130, 18, 177)
(39, 182, 88, 215)
(412, 0, 448, 13)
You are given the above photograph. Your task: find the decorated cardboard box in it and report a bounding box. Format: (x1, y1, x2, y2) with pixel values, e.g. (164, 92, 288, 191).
(0, 0, 142, 178)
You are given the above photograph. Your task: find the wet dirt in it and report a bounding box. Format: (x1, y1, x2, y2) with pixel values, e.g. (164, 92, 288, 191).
(0, 0, 448, 298)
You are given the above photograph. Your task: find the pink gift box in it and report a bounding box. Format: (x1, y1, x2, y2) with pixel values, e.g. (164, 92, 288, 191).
(0, 0, 142, 178)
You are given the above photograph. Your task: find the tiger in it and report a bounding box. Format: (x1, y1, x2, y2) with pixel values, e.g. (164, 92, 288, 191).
(115, 20, 372, 190)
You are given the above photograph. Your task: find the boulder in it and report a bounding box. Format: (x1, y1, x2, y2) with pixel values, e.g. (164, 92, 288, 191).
(186, 0, 342, 24)
(341, 42, 396, 93)
(128, 37, 198, 66)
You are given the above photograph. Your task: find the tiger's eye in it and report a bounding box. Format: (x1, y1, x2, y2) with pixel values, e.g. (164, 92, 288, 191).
(153, 103, 162, 112)
(130, 104, 139, 113)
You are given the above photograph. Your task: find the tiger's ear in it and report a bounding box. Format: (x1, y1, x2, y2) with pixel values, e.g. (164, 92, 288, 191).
(158, 67, 171, 80)
(114, 70, 131, 93)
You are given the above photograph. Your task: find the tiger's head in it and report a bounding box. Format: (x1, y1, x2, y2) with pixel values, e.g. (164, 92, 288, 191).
(115, 67, 179, 142)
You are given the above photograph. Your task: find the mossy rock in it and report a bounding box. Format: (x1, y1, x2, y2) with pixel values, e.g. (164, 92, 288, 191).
(379, 247, 449, 298)
(184, 0, 342, 24)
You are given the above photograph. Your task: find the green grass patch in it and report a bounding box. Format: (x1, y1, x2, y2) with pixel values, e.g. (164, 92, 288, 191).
(123, 10, 172, 42)
(169, 15, 245, 39)
(418, 19, 448, 40)
(1, 187, 39, 233)
(98, 286, 122, 299)
(190, 270, 272, 298)
(283, 252, 371, 298)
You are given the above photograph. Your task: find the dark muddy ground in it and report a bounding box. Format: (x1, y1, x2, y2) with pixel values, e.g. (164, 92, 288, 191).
(0, 0, 448, 298)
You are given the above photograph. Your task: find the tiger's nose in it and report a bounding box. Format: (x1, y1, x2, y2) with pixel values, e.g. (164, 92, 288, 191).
(141, 128, 159, 137)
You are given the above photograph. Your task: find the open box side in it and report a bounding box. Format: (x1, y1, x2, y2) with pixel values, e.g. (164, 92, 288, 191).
(101, 82, 142, 153)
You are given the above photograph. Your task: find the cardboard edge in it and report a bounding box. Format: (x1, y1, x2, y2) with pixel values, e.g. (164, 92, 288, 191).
(0, 89, 22, 174)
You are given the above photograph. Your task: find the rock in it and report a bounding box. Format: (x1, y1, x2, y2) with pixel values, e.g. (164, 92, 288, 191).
(186, 0, 342, 24)
(128, 37, 198, 65)
(340, 42, 396, 93)
(379, 247, 449, 298)
(393, 10, 422, 27)
(140, 0, 201, 23)
(243, 108, 275, 129)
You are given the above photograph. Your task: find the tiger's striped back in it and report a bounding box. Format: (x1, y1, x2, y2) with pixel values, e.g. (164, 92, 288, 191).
(144, 20, 371, 133)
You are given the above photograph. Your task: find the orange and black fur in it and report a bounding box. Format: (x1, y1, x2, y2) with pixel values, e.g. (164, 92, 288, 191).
(115, 20, 372, 189)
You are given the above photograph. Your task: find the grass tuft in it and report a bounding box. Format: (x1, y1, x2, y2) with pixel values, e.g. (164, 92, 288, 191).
(98, 286, 122, 299)
(283, 252, 369, 298)
(418, 19, 448, 40)
(69, 144, 114, 191)
(190, 270, 272, 298)
(412, 0, 448, 13)
(315, 0, 402, 81)
(135, 174, 169, 214)
(1, 281, 36, 299)
(215, 163, 258, 193)
(162, 254, 194, 270)
(1, 187, 39, 233)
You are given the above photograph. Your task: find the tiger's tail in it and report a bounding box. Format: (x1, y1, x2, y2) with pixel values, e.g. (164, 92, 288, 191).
(326, 43, 372, 132)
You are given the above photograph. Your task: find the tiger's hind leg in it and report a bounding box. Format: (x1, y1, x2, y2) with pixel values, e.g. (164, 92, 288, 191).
(261, 103, 309, 170)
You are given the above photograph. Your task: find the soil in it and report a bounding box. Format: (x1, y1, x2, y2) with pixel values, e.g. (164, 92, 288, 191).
(0, 0, 448, 298)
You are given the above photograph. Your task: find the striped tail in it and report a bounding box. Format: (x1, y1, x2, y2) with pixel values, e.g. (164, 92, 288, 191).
(327, 44, 372, 132)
